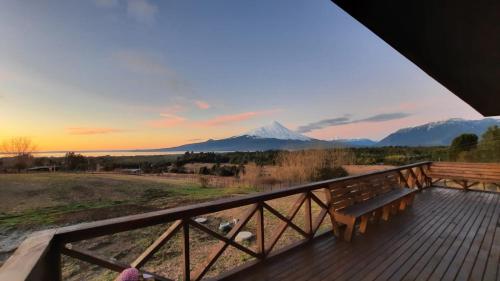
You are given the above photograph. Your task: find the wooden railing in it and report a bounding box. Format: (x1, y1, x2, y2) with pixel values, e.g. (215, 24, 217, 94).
(428, 162, 500, 191)
(0, 162, 433, 281)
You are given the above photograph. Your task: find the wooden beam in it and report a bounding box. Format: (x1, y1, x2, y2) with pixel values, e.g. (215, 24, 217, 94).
(322, 188, 341, 236)
(182, 221, 190, 281)
(0, 230, 59, 281)
(256, 204, 265, 258)
(398, 171, 410, 188)
(187, 219, 258, 258)
(408, 168, 423, 189)
(62, 245, 127, 272)
(131, 220, 182, 268)
(263, 202, 308, 238)
(264, 194, 308, 255)
(190, 204, 258, 281)
(53, 162, 432, 243)
(304, 193, 313, 238)
(61, 246, 172, 281)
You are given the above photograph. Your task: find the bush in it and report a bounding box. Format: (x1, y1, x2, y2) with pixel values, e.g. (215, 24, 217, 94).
(275, 148, 353, 184)
(313, 166, 348, 181)
(449, 133, 478, 160)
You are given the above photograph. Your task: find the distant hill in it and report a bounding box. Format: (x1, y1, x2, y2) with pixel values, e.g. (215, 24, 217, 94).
(377, 118, 500, 146)
(336, 138, 378, 147)
(148, 118, 500, 152)
(153, 121, 374, 152)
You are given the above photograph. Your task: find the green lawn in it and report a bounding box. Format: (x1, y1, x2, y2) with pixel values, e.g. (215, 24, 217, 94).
(0, 172, 257, 230)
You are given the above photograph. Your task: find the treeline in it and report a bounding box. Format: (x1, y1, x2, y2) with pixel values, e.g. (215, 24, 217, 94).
(1, 125, 498, 173)
(448, 125, 500, 162)
(175, 151, 281, 166)
(351, 146, 450, 165)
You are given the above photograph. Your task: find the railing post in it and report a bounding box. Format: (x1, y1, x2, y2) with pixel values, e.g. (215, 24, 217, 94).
(182, 220, 190, 281)
(256, 203, 265, 258)
(305, 192, 312, 238)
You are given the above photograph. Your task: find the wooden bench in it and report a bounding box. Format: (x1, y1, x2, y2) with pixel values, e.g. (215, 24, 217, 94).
(327, 172, 417, 241)
(428, 162, 500, 190)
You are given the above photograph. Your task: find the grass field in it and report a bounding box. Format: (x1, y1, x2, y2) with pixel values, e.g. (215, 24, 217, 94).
(0, 172, 257, 229)
(0, 166, 395, 280)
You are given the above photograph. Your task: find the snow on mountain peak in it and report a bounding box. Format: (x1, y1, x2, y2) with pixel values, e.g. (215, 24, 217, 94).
(242, 121, 311, 141)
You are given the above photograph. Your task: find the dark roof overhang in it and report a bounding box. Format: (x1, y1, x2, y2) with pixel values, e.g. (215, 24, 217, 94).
(331, 0, 500, 116)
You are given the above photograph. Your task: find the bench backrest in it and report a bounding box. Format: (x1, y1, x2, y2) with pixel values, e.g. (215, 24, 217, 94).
(329, 171, 401, 211)
(428, 162, 500, 184)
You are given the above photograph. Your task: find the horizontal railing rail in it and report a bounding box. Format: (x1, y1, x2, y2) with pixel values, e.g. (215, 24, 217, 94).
(0, 161, 433, 281)
(428, 161, 500, 191)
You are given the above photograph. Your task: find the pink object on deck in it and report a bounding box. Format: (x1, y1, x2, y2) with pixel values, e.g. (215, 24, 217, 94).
(117, 268, 140, 281)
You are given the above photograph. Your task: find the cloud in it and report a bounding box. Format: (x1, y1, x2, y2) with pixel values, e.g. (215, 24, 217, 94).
(296, 112, 411, 133)
(146, 113, 186, 128)
(199, 110, 278, 127)
(127, 0, 158, 24)
(194, 100, 211, 110)
(66, 127, 124, 135)
(93, 0, 118, 8)
(361, 113, 411, 122)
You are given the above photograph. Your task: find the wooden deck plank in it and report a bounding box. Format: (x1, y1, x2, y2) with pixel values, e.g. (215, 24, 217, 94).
(469, 200, 500, 281)
(289, 189, 457, 281)
(454, 195, 499, 281)
(382, 191, 484, 281)
(228, 188, 451, 281)
(330, 190, 466, 281)
(394, 192, 486, 281)
(353, 191, 479, 281)
(425, 193, 494, 281)
(225, 188, 500, 281)
(483, 225, 500, 281)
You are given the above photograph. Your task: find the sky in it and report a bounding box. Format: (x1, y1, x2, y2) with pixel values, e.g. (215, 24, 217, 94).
(0, 0, 485, 151)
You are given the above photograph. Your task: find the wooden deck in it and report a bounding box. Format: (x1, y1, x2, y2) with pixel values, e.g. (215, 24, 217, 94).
(227, 187, 500, 281)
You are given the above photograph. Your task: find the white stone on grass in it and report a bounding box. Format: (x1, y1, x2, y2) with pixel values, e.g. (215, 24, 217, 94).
(194, 217, 208, 224)
(235, 231, 253, 242)
(219, 222, 232, 232)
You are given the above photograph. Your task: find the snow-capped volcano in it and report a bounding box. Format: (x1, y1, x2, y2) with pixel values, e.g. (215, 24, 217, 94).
(242, 121, 311, 141)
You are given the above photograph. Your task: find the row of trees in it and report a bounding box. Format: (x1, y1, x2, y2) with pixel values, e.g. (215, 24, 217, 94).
(1, 126, 498, 173)
(449, 125, 500, 162)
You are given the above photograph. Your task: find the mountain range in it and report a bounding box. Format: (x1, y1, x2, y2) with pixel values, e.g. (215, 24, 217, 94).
(150, 118, 499, 152)
(377, 118, 500, 146)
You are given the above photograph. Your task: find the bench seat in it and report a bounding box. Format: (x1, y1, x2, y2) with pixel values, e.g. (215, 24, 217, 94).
(333, 188, 416, 241)
(337, 188, 415, 217)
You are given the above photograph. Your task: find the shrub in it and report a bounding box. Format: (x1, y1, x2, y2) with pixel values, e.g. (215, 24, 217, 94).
(449, 133, 478, 160)
(275, 148, 353, 185)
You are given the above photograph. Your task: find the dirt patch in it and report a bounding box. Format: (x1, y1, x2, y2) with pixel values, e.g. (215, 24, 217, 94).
(344, 164, 395, 175)
(55, 204, 159, 225)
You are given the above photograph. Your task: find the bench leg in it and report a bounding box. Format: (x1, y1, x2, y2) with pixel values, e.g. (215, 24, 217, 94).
(399, 198, 407, 211)
(344, 217, 356, 242)
(328, 208, 342, 238)
(359, 215, 369, 234)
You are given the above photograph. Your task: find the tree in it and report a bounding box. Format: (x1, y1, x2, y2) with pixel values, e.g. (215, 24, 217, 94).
(477, 125, 500, 162)
(1, 137, 36, 171)
(64, 152, 88, 171)
(449, 133, 478, 161)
